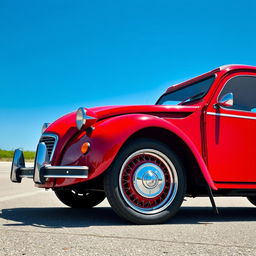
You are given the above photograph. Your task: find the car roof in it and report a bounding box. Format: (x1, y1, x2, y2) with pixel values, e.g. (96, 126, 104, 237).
(166, 64, 256, 93)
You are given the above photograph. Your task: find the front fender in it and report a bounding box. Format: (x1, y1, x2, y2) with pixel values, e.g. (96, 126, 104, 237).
(56, 114, 217, 190)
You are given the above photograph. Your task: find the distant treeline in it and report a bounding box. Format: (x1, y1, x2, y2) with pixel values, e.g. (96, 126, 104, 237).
(0, 149, 35, 161)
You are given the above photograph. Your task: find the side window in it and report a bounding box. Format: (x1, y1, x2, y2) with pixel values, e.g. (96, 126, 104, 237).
(219, 76, 256, 112)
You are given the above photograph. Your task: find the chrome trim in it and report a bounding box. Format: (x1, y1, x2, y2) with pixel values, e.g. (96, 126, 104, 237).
(34, 142, 49, 184)
(43, 165, 88, 179)
(219, 64, 250, 71)
(40, 133, 58, 162)
(217, 93, 233, 108)
(207, 112, 256, 120)
(42, 123, 50, 134)
(10, 149, 25, 183)
(33, 142, 88, 184)
(10, 144, 89, 184)
(44, 165, 88, 170)
(20, 174, 33, 178)
(76, 107, 96, 130)
(133, 163, 165, 198)
(43, 175, 87, 178)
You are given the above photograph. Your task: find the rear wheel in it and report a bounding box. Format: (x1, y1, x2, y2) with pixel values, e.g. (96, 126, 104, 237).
(54, 190, 105, 208)
(104, 138, 186, 224)
(247, 196, 256, 206)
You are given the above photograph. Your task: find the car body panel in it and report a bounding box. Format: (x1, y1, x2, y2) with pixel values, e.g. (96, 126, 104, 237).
(25, 64, 256, 191)
(206, 70, 256, 189)
(40, 109, 216, 190)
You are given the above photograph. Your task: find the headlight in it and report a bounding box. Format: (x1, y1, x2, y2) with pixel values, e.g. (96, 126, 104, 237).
(42, 123, 50, 133)
(76, 107, 97, 130)
(76, 107, 87, 130)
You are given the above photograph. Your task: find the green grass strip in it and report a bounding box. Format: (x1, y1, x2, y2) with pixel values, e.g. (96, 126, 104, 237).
(0, 149, 35, 161)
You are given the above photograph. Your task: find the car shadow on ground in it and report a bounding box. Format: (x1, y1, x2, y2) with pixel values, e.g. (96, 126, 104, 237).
(0, 206, 256, 228)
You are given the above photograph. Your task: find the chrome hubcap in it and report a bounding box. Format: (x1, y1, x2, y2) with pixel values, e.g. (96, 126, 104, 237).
(133, 163, 165, 198)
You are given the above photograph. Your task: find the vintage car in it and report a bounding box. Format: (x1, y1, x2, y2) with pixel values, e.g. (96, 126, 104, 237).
(11, 64, 256, 224)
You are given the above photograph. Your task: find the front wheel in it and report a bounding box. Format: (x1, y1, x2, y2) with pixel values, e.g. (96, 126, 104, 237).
(104, 138, 186, 224)
(247, 196, 256, 206)
(54, 190, 106, 208)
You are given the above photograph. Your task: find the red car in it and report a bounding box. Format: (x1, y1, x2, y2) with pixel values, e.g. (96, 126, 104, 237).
(11, 64, 256, 224)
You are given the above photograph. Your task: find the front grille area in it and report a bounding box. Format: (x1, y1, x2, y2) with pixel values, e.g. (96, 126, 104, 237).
(40, 134, 58, 161)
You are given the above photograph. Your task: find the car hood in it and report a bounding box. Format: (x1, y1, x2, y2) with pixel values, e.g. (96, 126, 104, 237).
(90, 105, 200, 120)
(44, 104, 200, 164)
(45, 104, 200, 139)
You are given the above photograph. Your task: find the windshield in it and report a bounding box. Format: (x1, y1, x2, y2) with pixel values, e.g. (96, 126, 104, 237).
(156, 76, 215, 105)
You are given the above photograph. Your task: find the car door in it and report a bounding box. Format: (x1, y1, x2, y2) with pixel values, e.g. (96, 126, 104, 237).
(205, 72, 256, 185)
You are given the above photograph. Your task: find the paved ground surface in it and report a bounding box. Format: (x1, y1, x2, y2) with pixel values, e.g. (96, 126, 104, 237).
(0, 162, 256, 256)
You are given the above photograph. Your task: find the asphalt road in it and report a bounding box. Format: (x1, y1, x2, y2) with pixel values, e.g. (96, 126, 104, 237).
(0, 162, 256, 256)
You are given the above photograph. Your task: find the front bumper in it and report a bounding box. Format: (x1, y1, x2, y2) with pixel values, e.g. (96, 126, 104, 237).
(10, 142, 88, 184)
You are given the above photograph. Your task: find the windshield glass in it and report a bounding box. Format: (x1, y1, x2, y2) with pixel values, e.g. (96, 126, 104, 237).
(156, 76, 215, 105)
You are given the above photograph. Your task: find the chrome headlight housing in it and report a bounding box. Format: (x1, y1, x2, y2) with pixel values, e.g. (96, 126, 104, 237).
(76, 107, 97, 130)
(76, 107, 87, 130)
(42, 123, 50, 134)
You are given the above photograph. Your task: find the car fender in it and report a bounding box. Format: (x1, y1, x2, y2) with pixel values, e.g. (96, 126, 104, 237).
(58, 113, 217, 190)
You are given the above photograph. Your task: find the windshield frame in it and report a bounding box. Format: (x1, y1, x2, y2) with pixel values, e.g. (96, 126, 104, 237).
(156, 75, 216, 105)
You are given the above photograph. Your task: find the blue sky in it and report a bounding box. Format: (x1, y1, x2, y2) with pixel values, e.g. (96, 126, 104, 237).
(1, 0, 256, 150)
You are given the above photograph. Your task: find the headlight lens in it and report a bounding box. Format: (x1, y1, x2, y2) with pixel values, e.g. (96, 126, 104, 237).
(76, 107, 87, 130)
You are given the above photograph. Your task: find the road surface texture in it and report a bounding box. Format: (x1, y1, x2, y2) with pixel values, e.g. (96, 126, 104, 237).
(0, 162, 256, 256)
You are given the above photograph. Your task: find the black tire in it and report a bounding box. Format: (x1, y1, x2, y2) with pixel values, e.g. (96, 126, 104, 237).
(247, 196, 256, 206)
(54, 190, 106, 208)
(104, 138, 186, 224)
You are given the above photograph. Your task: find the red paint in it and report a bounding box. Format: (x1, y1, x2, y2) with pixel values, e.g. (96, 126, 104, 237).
(37, 64, 256, 191)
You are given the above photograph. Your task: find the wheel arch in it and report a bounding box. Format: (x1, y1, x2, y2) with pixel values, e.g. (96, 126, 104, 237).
(115, 126, 216, 193)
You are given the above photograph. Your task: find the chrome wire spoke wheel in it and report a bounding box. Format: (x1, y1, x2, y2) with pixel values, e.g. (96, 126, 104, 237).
(104, 138, 186, 224)
(119, 149, 178, 214)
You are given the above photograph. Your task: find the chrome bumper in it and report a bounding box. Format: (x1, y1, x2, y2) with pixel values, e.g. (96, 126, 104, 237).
(10, 142, 88, 184)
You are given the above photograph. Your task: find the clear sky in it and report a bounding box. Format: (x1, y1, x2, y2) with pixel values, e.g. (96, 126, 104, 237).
(1, 0, 256, 150)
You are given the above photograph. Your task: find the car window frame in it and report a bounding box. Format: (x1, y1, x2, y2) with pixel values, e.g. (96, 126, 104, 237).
(156, 75, 216, 105)
(217, 75, 256, 114)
